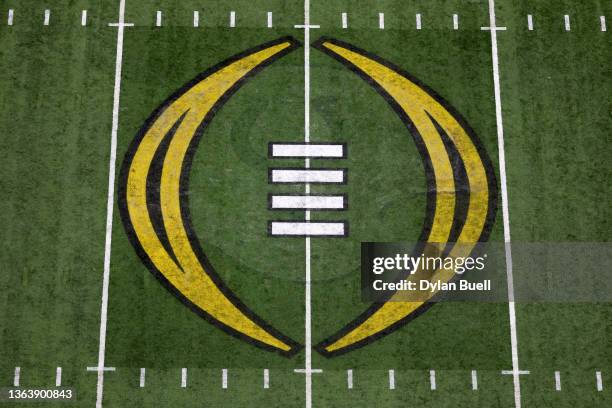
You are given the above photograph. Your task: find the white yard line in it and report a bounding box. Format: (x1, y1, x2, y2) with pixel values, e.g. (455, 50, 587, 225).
(416, 13, 422, 30)
(347, 369, 353, 389)
(193, 11, 199, 27)
(453, 14, 459, 30)
(564, 15, 571, 31)
(378, 13, 385, 29)
(600, 16, 607, 32)
(342, 12, 348, 29)
(471, 370, 478, 390)
(485, 1, 523, 407)
(263, 369, 270, 389)
(527, 15, 533, 31)
(156, 11, 162, 27)
(13, 367, 20, 387)
(388, 370, 395, 390)
(139, 368, 146, 388)
(222, 369, 228, 389)
(230, 11, 236, 28)
(596, 371, 603, 391)
(181, 368, 187, 388)
(87, 366, 115, 372)
(555, 371, 561, 391)
(55, 367, 62, 387)
(429, 370, 436, 390)
(95, 0, 128, 406)
(44, 9, 50, 26)
(267, 12, 273, 28)
(303, 2, 313, 408)
(81, 10, 88, 26)
(8, 9, 14, 26)
(290, 3, 327, 405)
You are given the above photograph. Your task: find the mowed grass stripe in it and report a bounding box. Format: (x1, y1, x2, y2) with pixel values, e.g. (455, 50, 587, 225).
(496, 0, 612, 406)
(0, 1, 118, 400)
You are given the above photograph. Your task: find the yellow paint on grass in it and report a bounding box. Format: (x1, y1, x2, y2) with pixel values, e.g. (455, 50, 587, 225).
(321, 42, 490, 353)
(126, 42, 293, 352)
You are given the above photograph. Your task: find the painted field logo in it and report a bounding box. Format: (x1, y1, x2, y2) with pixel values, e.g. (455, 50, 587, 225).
(118, 36, 497, 358)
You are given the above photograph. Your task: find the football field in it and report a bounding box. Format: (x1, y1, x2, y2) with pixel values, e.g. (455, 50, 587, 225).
(0, 0, 610, 407)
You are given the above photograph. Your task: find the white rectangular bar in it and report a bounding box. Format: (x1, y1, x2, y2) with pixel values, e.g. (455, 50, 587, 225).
(596, 371, 603, 391)
(347, 369, 353, 389)
(8, 9, 14, 26)
(86, 366, 116, 371)
(181, 368, 187, 388)
(601, 16, 607, 32)
(471, 370, 478, 390)
(293, 368, 323, 374)
(270, 195, 345, 209)
(416, 13, 422, 30)
(379, 13, 385, 29)
(270, 169, 345, 183)
(56, 367, 62, 387)
(44, 9, 50, 26)
(193, 11, 199, 27)
(269, 222, 346, 236)
(430, 369, 436, 390)
(230, 11, 236, 27)
(453, 14, 459, 30)
(263, 369, 269, 389)
(222, 369, 228, 389)
(555, 371, 561, 391)
(388, 369, 395, 389)
(14, 367, 20, 387)
(564, 14, 570, 31)
(140, 368, 146, 388)
(271, 143, 344, 158)
(267, 12, 273, 28)
(501, 369, 530, 375)
(527, 14, 533, 31)
(342, 12, 348, 29)
(480, 26, 507, 31)
(156, 11, 162, 27)
(81, 10, 87, 26)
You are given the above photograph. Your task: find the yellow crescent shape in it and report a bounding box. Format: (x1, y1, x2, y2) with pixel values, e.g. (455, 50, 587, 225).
(313, 38, 497, 356)
(119, 38, 301, 356)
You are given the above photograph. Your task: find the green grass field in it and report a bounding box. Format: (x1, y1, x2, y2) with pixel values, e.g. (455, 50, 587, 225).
(0, 0, 610, 407)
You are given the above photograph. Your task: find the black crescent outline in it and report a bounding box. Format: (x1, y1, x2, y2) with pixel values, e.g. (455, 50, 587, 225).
(311, 37, 498, 358)
(118, 37, 303, 358)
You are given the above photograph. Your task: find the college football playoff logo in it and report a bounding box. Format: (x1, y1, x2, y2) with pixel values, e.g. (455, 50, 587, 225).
(118, 36, 496, 358)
